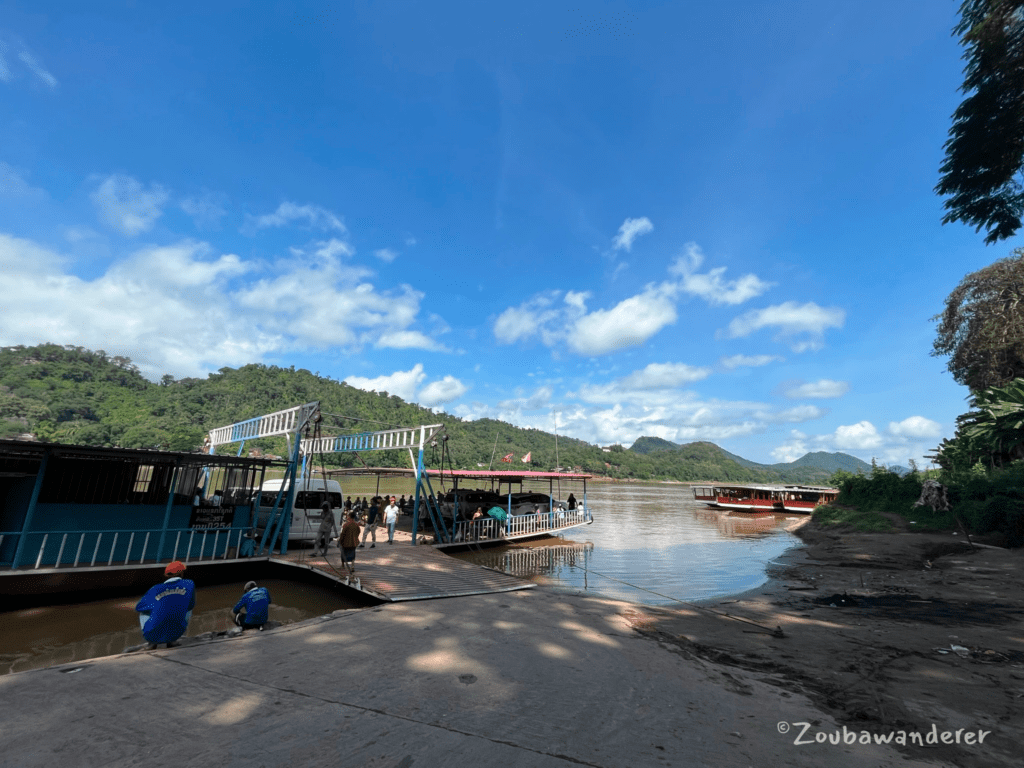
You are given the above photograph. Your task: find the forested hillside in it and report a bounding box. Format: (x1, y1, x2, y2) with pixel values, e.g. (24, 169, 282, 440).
(1, 344, 859, 483)
(631, 436, 870, 482)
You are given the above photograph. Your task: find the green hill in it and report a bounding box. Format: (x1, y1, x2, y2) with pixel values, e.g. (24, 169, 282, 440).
(0, 343, 865, 484)
(631, 435, 870, 483)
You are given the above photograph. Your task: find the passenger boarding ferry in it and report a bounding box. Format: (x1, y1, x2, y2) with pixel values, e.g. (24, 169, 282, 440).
(692, 483, 838, 514)
(326, 468, 595, 549)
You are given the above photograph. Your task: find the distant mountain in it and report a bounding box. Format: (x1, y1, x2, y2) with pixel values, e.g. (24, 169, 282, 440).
(786, 451, 872, 474)
(631, 436, 871, 484)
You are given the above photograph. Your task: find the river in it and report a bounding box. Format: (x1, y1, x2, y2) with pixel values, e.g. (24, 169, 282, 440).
(449, 481, 805, 606)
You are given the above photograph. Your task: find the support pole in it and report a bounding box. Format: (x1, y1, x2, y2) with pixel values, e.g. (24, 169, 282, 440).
(11, 448, 49, 570)
(411, 428, 424, 545)
(157, 462, 180, 562)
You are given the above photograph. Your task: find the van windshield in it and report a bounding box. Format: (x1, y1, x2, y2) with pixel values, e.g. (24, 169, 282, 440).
(294, 491, 343, 509)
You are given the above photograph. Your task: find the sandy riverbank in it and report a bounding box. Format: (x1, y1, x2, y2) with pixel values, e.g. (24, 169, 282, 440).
(632, 519, 1024, 768)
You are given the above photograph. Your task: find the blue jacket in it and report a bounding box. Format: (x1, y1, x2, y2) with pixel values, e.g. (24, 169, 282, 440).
(232, 586, 271, 626)
(136, 577, 196, 644)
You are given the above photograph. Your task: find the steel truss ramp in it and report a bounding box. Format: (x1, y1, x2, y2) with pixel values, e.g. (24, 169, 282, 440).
(300, 424, 445, 456)
(207, 401, 321, 450)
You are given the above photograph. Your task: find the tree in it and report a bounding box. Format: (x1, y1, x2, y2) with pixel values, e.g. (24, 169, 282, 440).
(933, 249, 1024, 390)
(936, 0, 1024, 243)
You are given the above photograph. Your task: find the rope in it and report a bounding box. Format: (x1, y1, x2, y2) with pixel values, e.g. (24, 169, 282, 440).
(319, 412, 415, 431)
(578, 566, 785, 637)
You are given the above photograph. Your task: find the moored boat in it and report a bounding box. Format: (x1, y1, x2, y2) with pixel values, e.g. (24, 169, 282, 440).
(692, 483, 837, 514)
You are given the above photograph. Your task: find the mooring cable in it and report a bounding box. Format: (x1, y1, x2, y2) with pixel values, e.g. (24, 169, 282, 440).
(576, 565, 785, 637)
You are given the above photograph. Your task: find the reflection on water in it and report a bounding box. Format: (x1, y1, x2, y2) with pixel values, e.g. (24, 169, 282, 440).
(0, 578, 363, 676)
(460, 541, 595, 581)
(452, 482, 805, 607)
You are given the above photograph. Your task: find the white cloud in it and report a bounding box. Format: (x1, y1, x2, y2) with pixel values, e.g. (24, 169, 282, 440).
(720, 354, 783, 369)
(493, 291, 572, 346)
(888, 416, 942, 439)
(0, 37, 57, 89)
(65, 227, 100, 243)
(669, 243, 772, 305)
(765, 405, 826, 423)
(247, 202, 346, 233)
(0, 234, 275, 379)
(18, 50, 57, 89)
(770, 417, 951, 470)
(833, 421, 883, 450)
(312, 238, 355, 259)
(0, 161, 45, 199)
(725, 301, 845, 351)
(90, 174, 170, 236)
(498, 387, 553, 412)
(0, 231, 448, 379)
(494, 243, 777, 357)
(784, 379, 850, 399)
(375, 330, 449, 352)
(345, 365, 467, 408)
(374, 248, 398, 263)
(618, 362, 711, 389)
(181, 191, 228, 229)
(771, 431, 809, 463)
(345, 365, 426, 402)
(568, 284, 678, 355)
(612, 217, 653, 252)
(418, 376, 469, 407)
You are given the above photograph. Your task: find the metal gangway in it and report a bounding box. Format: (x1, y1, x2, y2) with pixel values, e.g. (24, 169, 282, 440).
(206, 403, 450, 552)
(300, 424, 450, 545)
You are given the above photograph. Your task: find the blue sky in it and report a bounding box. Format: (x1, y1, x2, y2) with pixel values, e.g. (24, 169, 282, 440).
(0, 1, 1005, 467)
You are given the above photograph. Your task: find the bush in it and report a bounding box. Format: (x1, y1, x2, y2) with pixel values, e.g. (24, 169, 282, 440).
(832, 466, 923, 514)
(812, 505, 895, 532)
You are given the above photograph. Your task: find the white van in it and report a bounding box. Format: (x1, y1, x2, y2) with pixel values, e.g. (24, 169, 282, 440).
(255, 477, 343, 543)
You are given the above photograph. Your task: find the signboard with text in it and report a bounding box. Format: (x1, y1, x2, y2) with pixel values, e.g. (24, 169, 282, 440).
(188, 506, 236, 529)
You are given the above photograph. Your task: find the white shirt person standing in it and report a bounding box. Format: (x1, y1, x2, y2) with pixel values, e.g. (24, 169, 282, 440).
(384, 496, 400, 544)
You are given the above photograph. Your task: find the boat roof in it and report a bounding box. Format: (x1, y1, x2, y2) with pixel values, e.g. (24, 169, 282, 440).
(0, 439, 279, 468)
(324, 467, 591, 480)
(693, 483, 838, 492)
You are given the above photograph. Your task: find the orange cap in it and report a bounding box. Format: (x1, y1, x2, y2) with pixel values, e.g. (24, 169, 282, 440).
(165, 561, 186, 576)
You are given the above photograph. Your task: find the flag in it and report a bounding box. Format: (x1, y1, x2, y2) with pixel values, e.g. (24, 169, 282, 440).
(521, 452, 531, 463)
(501, 453, 514, 463)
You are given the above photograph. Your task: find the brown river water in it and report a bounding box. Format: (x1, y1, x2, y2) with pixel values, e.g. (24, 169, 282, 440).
(0, 577, 365, 676)
(1, 481, 805, 675)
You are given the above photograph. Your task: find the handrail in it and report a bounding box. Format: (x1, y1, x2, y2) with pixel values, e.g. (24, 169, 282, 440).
(450, 507, 591, 543)
(300, 423, 445, 456)
(0, 526, 253, 571)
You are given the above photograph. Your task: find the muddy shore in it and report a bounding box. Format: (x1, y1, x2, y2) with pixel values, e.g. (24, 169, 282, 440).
(633, 518, 1024, 768)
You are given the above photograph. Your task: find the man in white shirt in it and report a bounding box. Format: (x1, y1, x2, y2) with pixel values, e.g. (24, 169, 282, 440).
(384, 496, 400, 544)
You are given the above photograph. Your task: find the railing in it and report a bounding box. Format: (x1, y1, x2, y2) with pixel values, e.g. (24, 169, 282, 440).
(451, 508, 592, 544)
(301, 423, 445, 455)
(207, 401, 320, 449)
(0, 527, 253, 571)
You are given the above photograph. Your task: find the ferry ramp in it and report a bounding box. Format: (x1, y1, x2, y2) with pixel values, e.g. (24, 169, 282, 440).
(277, 541, 535, 602)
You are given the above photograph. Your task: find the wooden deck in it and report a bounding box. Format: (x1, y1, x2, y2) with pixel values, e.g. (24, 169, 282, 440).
(275, 542, 535, 602)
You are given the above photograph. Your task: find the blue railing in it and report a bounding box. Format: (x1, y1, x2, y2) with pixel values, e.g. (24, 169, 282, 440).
(0, 526, 254, 570)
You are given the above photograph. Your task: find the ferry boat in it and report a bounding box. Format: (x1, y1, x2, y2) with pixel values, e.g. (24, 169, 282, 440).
(691, 483, 838, 514)
(325, 467, 595, 549)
